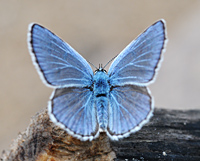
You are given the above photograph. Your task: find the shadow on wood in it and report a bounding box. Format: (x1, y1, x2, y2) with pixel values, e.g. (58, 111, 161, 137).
(1, 108, 200, 161)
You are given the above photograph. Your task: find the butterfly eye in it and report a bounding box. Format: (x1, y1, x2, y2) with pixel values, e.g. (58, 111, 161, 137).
(102, 68, 107, 73)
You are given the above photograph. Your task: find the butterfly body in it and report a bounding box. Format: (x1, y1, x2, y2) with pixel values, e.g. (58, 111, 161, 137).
(28, 20, 167, 141)
(93, 69, 110, 130)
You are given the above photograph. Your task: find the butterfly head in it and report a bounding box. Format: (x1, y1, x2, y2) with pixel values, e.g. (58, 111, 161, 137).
(94, 64, 107, 74)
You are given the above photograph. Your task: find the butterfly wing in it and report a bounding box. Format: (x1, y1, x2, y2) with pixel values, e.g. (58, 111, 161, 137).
(28, 24, 97, 140)
(107, 85, 152, 140)
(28, 23, 93, 88)
(108, 20, 167, 86)
(49, 87, 99, 141)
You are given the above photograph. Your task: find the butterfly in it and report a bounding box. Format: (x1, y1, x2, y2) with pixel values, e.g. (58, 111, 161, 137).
(27, 20, 167, 141)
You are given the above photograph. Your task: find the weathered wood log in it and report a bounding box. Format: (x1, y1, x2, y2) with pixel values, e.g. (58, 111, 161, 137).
(1, 108, 200, 161)
(112, 109, 200, 161)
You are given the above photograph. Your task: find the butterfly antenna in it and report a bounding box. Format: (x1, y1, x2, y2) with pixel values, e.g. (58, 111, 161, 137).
(87, 60, 98, 70)
(103, 54, 119, 69)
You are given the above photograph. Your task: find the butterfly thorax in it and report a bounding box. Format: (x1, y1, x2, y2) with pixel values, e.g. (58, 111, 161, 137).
(93, 69, 110, 97)
(93, 69, 110, 130)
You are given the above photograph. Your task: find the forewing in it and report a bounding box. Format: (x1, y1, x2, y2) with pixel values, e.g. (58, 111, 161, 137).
(48, 87, 99, 141)
(108, 20, 167, 86)
(107, 85, 152, 140)
(28, 23, 93, 88)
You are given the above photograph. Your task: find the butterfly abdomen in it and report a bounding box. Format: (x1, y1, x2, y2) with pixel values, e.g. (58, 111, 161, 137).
(96, 97, 108, 130)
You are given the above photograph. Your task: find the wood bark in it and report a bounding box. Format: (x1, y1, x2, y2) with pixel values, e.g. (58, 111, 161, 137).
(1, 108, 200, 161)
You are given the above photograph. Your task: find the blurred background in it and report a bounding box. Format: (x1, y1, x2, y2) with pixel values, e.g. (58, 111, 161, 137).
(1, 0, 200, 153)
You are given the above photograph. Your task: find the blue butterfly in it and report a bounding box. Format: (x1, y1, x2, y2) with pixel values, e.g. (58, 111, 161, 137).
(27, 20, 167, 141)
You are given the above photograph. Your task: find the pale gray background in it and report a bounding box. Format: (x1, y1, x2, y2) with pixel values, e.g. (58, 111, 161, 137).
(1, 1, 200, 153)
